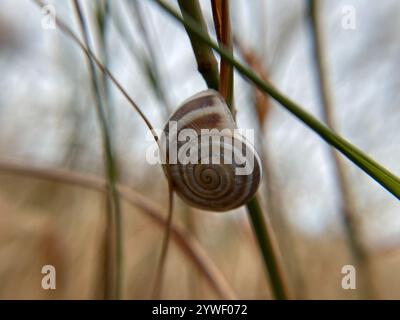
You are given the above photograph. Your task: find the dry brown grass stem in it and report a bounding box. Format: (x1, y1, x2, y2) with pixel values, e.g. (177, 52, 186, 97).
(211, 0, 235, 115)
(151, 178, 174, 299)
(234, 40, 270, 127)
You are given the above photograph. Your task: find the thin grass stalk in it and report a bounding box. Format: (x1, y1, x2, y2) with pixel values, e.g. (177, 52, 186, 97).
(177, 0, 220, 90)
(151, 180, 174, 299)
(246, 197, 290, 299)
(179, 0, 289, 299)
(127, 0, 176, 298)
(128, 0, 172, 117)
(111, 1, 171, 118)
(96, 0, 114, 127)
(154, 0, 400, 201)
(307, 0, 375, 298)
(94, 0, 116, 300)
(184, 205, 203, 298)
(123, 0, 179, 298)
(211, 0, 235, 115)
(72, 0, 122, 299)
(34, 0, 155, 133)
(0, 160, 237, 299)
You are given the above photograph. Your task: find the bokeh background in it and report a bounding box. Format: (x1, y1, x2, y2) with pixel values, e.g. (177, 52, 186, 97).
(0, 0, 400, 299)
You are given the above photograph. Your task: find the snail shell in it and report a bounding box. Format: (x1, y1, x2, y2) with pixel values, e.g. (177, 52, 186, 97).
(161, 89, 261, 212)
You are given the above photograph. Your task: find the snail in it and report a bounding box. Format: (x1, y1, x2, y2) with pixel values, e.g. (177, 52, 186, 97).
(160, 89, 262, 212)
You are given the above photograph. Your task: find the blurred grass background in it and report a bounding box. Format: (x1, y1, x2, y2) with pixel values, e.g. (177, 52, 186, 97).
(0, 0, 400, 299)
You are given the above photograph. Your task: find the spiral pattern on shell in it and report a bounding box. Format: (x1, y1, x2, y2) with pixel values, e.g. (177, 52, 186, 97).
(162, 89, 262, 212)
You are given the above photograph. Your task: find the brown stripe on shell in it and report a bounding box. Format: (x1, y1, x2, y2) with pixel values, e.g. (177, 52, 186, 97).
(170, 94, 219, 122)
(181, 113, 222, 131)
